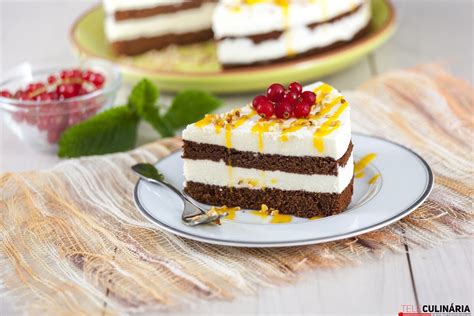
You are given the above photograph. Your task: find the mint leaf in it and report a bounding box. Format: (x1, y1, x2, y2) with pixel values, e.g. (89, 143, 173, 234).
(132, 163, 165, 182)
(58, 106, 139, 158)
(140, 106, 175, 137)
(164, 90, 222, 129)
(128, 78, 159, 115)
(127, 78, 174, 137)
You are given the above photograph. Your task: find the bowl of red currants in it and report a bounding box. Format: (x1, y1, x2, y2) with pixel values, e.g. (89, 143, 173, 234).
(0, 59, 121, 152)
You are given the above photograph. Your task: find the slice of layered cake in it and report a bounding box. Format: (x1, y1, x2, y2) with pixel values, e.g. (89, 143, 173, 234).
(182, 81, 353, 218)
(214, 0, 372, 67)
(103, 0, 217, 55)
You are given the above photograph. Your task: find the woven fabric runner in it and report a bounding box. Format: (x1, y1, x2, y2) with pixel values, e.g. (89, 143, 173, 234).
(1, 65, 473, 315)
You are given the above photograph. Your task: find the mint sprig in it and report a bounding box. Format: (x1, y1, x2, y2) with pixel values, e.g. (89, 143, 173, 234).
(164, 89, 223, 129)
(127, 79, 174, 137)
(57, 79, 222, 158)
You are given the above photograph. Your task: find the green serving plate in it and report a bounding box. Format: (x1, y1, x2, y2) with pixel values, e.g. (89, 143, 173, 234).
(70, 0, 396, 93)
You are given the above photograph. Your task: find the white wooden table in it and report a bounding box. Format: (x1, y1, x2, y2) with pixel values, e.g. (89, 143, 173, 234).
(1, 1, 472, 315)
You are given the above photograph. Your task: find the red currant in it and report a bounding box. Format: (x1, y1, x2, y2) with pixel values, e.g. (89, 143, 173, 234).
(77, 88, 88, 96)
(275, 99, 293, 119)
(60, 69, 74, 79)
(252, 95, 274, 114)
(256, 100, 275, 119)
(14, 90, 25, 99)
(90, 73, 105, 88)
(38, 115, 50, 131)
(34, 93, 52, 101)
(18, 91, 32, 100)
(0, 90, 12, 98)
(48, 92, 59, 100)
(288, 82, 302, 95)
(57, 84, 77, 99)
(47, 75, 57, 84)
(24, 111, 37, 124)
(82, 70, 93, 81)
(293, 101, 311, 118)
(26, 83, 39, 93)
(266, 83, 285, 102)
(72, 69, 83, 78)
(281, 91, 298, 105)
(252, 95, 269, 109)
(301, 91, 316, 105)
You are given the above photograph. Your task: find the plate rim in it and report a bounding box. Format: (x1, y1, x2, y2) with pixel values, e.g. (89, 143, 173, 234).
(69, 1, 396, 78)
(133, 133, 434, 248)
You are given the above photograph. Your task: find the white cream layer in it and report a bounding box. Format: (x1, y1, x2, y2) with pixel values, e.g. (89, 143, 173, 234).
(105, 2, 216, 42)
(183, 155, 354, 194)
(103, 0, 187, 14)
(216, 1, 370, 64)
(182, 82, 351, 160)
(213, 0, 367, 38)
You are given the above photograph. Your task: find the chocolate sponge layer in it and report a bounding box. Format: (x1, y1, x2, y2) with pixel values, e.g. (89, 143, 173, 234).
(184, 178, 354, 218)
(183, 140, 353, 176)
(111, 29, 214, 56)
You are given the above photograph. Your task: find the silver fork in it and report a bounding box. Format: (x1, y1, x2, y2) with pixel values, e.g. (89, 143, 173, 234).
(132, 163, 228, 226)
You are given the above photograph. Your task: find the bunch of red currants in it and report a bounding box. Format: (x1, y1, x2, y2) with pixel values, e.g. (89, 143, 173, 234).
(252, 82, 316, 119)
(0, 68, 105, 102)
(0, 68, 106, 144)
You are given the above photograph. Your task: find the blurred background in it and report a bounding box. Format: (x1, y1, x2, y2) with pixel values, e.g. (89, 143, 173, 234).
(1, 0, 472, 87)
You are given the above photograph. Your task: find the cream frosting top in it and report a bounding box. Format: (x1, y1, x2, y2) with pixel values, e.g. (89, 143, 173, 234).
(213, 0, 367, 38)
(182, 82, 352, 159)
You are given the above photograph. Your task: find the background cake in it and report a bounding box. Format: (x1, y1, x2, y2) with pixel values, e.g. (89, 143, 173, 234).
(182, 81, 353, 218)
(103, 0, 372, 67)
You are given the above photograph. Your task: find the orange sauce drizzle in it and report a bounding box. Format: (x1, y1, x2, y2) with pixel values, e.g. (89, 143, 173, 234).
(354, 153, 377, 178)
(280, 1, 295, 57)
(354, 153, 377, 173)
(249, 204, 293, 223)
(224, 112, 255, 149)
(249, 210, 269, 219)
(270, 214, 293, 224)
(225, 125, 232, 148)
(368, 174, 381, 184)
(280, 119, 310, 142)
(195, 114, 216, 128)
(211, 206, 241, 220)
(310, 96, 343, 120)
(312, 99, 348, 152)
(313, 83, 333, 103)
(251, 120, 279, 152)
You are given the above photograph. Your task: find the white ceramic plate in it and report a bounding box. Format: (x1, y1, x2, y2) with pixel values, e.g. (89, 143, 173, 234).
(134, 134, 433, 247)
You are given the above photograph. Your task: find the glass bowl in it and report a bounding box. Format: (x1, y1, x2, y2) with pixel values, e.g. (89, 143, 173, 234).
(0, 59, 121, 153)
